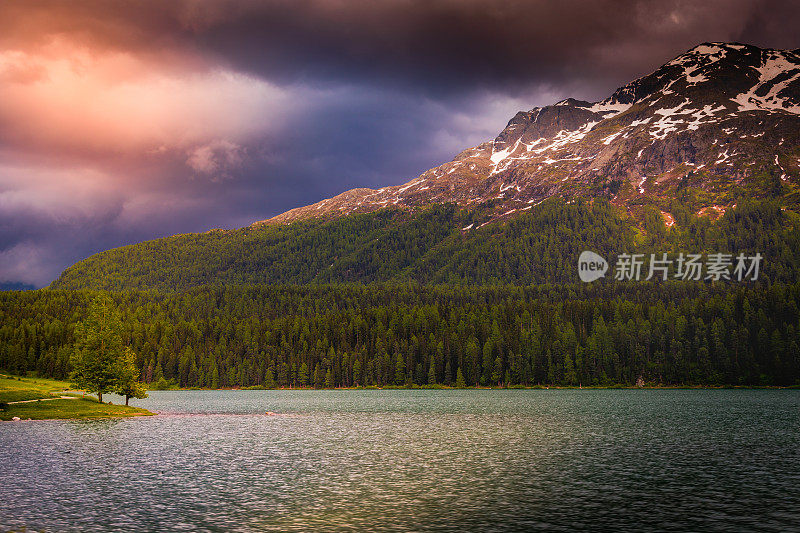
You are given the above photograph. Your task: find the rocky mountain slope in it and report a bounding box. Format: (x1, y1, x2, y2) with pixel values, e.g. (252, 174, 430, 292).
(264, 43, 800, 226)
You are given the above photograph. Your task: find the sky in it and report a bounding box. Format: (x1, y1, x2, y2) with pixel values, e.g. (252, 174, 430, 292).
(2, 0, 800, 288)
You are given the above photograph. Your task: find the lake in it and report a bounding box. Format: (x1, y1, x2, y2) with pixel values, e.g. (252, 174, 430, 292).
(2, 389, 799, 532)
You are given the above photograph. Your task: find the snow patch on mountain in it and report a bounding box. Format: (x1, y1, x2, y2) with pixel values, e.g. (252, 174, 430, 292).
(685, 67, 708, 86)
(531, 122, 598, 154)
(580, 101, 631, 118)
(732, 51, 800, 113)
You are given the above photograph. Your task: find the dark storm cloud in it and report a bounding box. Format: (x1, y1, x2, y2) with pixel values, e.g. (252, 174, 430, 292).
(196, 0, 800, 99)
(2, 0, 800, 287)
(5, 0, 800, 98)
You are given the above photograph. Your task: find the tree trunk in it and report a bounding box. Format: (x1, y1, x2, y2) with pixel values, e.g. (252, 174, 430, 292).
(125, 396, 129, 406)
(98, 392, 102, 403)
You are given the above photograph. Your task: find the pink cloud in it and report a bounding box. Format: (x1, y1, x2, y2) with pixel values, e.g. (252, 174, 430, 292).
(186, 140, 245, 181)
(0, 41, 291, 159)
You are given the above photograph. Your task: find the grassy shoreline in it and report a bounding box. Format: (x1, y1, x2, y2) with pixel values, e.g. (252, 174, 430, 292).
(0, 375, 153, 421)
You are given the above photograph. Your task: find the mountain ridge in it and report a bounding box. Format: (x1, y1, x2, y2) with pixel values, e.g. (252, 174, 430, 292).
(261, 42, 800, 226)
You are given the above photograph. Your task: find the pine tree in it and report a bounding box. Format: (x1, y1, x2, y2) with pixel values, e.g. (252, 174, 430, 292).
(313, 364, 323, 388)
(352, 359, 362, 387)
(455, 367, 466, 388)
(394, 353, 405, 385)
(263, 368, 276, 388)
(563, 351, 577, 385)
(298, 362, 309, 387)
(481, 340, 494, 385)
(492, 355, 502, 385)
(70, 294, 125, 403)
(115, 346, 148, 406)
(211, 365, 220, 389)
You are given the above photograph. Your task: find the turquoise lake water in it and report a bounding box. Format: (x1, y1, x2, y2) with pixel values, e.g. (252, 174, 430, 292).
(2, 389, 799, 532)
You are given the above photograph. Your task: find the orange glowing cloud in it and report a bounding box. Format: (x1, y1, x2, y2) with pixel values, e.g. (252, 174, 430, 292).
(0, 36, 293, 180)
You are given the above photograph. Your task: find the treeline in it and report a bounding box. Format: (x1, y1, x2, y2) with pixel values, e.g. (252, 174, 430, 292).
(50, 198, 800, 291)
(2, 283, 799, 387)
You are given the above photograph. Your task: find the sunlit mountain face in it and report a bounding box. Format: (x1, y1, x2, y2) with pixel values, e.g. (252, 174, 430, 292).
(264, 43, 800, 225)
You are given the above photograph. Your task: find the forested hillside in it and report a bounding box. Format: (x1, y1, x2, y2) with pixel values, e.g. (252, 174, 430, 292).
(51, 199, 800, 290)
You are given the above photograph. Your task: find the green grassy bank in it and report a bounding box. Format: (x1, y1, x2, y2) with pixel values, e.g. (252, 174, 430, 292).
(0, 375, 153, 421)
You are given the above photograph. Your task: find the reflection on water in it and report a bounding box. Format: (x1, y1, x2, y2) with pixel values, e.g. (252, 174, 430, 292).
(2, 389, 799, 532)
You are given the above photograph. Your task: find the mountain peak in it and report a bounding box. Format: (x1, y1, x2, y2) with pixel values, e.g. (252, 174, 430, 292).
(261, 42, 800, 226)
(687, 41, 744, 53)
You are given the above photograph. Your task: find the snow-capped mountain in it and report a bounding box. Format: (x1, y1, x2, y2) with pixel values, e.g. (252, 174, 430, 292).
(263, 43, 800, 225)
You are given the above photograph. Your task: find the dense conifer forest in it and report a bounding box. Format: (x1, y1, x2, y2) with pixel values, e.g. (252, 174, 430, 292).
(3, 199, 800, 387)
(1, 283, 799, 388)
